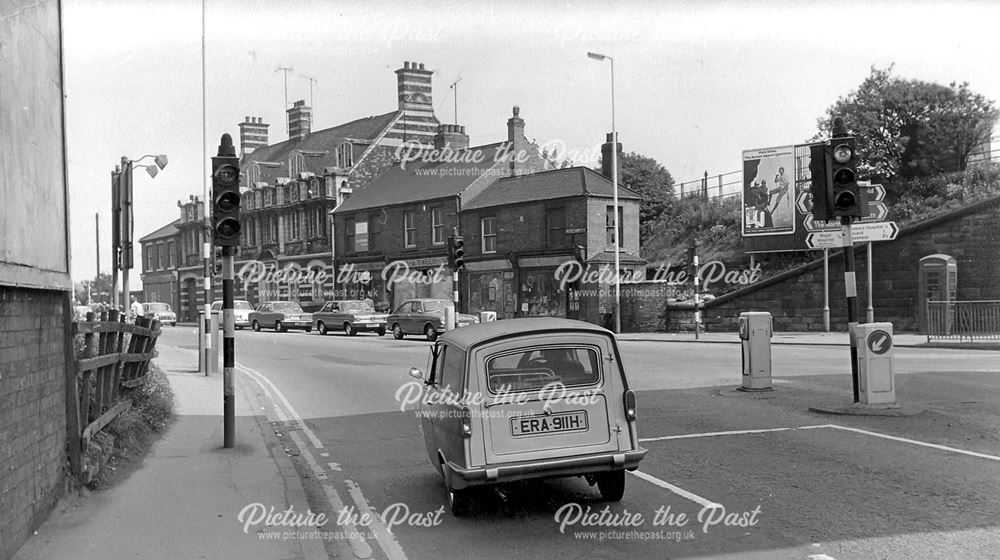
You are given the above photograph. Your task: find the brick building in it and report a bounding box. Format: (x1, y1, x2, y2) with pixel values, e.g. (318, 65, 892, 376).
(332, 109, 643, 324)
(154, 61, 445, 319)
(138, 219, 179, 310)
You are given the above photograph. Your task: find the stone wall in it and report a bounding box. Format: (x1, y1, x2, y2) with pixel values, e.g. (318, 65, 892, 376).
(622, 196, 1000, 333)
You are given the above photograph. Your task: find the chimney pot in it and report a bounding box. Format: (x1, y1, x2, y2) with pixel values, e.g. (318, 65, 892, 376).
(404, 61, 410, 69)
(419, 63, 425, 70)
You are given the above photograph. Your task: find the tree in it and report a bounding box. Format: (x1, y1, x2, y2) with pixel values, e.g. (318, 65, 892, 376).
(815, 65, 998, 182)
(598, 152, 676, 243)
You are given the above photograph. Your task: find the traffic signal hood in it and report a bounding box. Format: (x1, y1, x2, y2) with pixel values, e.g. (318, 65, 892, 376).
(830, 137, 861, 218)
(808, 143, 832, 221)
(212, 134, 241, 247)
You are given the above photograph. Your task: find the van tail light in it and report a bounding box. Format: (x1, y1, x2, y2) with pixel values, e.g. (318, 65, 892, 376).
(461, 407, 472, 438)
(623, 390, 637, 421)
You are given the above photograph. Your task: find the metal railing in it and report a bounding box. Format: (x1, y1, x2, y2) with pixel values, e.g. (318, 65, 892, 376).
(926, 300, 1000, 342)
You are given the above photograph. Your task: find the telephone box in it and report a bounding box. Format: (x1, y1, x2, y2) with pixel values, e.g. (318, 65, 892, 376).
(738, 312, 772, 391)
(918, 254, 957, 334)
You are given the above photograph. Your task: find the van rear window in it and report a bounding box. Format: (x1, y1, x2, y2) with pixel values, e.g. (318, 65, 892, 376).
(486, 347, 599, 393)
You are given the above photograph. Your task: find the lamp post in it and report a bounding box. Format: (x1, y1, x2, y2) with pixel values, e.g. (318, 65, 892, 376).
(114, 154, 168, 313)
(587, 51, 620, 333)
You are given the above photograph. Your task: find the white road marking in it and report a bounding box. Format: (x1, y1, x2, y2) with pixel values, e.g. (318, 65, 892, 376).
(237, 366, 290, 423)
(826, 424, 1000, 462)
(290, 432, 373, 559)
(629, 470, 720, 510)
(345, 479, 409, 560)
(809, 554, 839, 560)
(237, 363, 324, 449)
(328, 462, 342, 472)
(640, 425, 830, 443)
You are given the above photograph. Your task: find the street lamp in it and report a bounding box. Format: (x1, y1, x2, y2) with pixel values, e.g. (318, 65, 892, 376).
(112, 153, 168, 313)
(588, 51, 620, 334)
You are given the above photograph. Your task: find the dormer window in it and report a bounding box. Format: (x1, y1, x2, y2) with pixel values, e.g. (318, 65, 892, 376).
(247, 162, 261, 186)
(289, 152, 305, 177)
(336, 142, 353, 168)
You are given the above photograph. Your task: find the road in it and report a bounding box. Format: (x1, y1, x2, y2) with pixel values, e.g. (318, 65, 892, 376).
(159, 326, 1000, 560)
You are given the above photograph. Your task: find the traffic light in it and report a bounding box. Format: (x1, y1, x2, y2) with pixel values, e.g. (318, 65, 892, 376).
(448, 235, 465, 271)
(808, 143, 833, 221)
(830, 136, 861, 218)
(212, 134, 241, 246)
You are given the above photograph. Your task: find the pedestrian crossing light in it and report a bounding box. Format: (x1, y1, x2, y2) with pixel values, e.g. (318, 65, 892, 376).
(448, 235, 465, 271)
(212, 134, 241, 247)
(830, 137, 861, 218)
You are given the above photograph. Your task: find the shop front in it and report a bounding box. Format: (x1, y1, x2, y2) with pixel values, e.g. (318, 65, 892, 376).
(334, 260, 388, 311)
(382, 256, 452, 313)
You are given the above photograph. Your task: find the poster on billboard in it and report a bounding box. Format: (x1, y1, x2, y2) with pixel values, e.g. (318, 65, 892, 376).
(741, 146, 796, 237)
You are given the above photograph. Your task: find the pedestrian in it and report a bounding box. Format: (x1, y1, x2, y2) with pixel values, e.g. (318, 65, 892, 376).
(129, 295, 144, 322)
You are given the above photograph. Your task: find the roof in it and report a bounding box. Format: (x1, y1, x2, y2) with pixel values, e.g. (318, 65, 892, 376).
(463, 166, 641, 210)
(333, 142, 508, 213)
(139, 219, 180, 243)
(440, 317, 613, 350)
(244, 111, 399, 182)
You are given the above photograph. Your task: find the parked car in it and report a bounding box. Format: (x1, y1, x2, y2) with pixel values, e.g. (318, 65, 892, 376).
(143, 302, 177, 326)
(249, 301, 312, 332)
(312, 300, 388, 336)
(407, 318, 647, 515)
(211, 299, 254, 329)
(386, 298, 479, 341)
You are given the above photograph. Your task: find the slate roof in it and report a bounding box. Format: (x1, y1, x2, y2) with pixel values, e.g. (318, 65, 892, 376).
(139, 219, 180, 243)
(244, 111, 399, 182)
(333, 142, 508, 213)
(462, 166, 640, 210)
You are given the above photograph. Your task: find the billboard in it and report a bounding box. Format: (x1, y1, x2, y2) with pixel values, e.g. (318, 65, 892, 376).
(741, 146, 796, 237)
(743, 143, 832, 253)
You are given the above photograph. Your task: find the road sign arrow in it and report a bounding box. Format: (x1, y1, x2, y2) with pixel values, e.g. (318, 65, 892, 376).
(850, 221, 899, 242)
(806, 230, 846, 249)
(796, 191, 812, 215)
(859, 200, 888, 222)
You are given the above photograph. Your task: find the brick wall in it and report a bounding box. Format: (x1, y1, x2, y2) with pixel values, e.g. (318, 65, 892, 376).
(622, 196, 1000, 333)
(0, 287, 69, 560)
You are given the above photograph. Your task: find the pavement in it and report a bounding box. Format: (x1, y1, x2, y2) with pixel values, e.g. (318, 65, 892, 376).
(12, 344, 331, 560)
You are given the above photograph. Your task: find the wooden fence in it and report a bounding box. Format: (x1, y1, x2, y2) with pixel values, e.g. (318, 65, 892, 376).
(66, 310, 161, 484)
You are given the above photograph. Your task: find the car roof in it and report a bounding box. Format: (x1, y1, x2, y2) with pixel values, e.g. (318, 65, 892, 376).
(440, 318, 614, 350)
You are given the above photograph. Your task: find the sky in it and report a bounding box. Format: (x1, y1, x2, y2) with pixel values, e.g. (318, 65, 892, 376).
(62, 0, 1000, 287)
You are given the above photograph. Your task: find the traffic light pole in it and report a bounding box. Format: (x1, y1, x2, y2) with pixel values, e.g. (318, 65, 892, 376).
(222, 245, 235, 448)
(841, 217, 860, 403)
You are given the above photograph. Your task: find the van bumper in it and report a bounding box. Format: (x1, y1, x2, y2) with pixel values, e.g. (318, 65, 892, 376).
(444, 448, 648, 489)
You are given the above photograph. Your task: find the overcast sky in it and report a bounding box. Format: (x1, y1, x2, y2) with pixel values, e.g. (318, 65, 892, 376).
(62, 0, 1000, 286)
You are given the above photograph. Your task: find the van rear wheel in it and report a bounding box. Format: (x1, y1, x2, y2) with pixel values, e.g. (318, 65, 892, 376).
(597, 470, 626, 502)
(447, 487, 473, 517)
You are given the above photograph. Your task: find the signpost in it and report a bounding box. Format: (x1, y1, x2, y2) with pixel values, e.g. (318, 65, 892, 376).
(805, 221, 899, 248)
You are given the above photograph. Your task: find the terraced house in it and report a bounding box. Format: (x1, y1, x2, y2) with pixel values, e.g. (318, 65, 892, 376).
(153, 61, 445, 320)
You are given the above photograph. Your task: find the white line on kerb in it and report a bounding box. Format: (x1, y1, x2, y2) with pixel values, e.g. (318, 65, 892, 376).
(237, 363, 324, 449)
(640, 425, 831, 443)
(629, 470, 720, 510)
(826, 424, 1000, 462)
(237, 365, 289, 423)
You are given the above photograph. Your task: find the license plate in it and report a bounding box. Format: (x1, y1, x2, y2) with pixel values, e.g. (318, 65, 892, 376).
(365, 323, 379, 327)
(511, 410, 588, 437)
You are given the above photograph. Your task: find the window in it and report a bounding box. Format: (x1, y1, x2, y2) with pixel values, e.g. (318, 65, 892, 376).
(289, 152, 305, 178)
(546, 207, 565, 247)
(438, 347, 466, 392)
(263, 188, 273, 206)
(247, 163, 260, 186)
(345, 218, 355, 253)
(337, 142, 353, 168)
(404, 211, 416, 248)
(287, 210, 301, 240)
(167, 241, 175, 268)
(146, 246, 155, 272)
(290, 182, 300, 202)
(481, 217, 496, 254)
(157, 243, 166, 269)
(431, 207, 445, 245)
(606, 205, 623, 249)
(355, 221, 369, 252)
(368, 216, 380, 252)
(486, 346, 600, 393)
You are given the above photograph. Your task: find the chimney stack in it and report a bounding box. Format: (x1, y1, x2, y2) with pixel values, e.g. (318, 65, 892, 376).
(238, 116, 270, 158)
(395, 61, 434, 112)
(507, 106, 526, 175)
(433, 124, 470, 151)
(600, 132, 623, 181)
(287, 100, 312, 141)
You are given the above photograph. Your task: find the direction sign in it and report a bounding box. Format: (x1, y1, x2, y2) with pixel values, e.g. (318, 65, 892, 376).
(859, 182, 886, 201)
(805, 230, 846, 248)
(851, 221, 899, 242)
(803, 214, 840, 232)
(796, 191, 812, 215)
(805, 221, 899, 248)
(860, 200, 888, 222)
